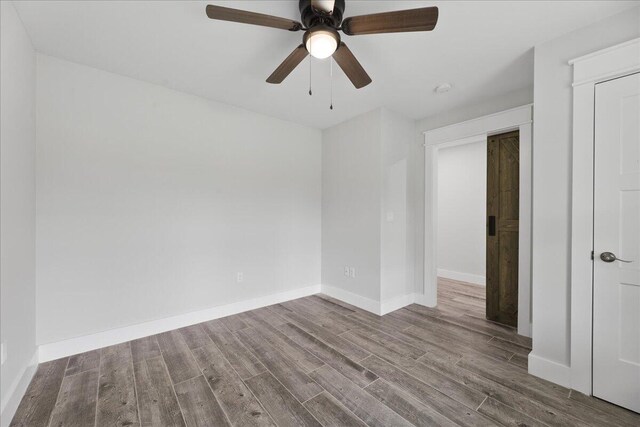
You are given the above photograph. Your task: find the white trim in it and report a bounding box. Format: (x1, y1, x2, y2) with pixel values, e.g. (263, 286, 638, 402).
(570, 38, 640, 86)
(423, 105, 533, 338)
(1, 351, 39, 427)
(320, 285, 415, 315)
(423, 105, 533, 146)
(437, 269, 486, 286)
(528, 353, 572, 389)
(569, 37, 640, 395)
(380, 293, 417, 315)
(38, 285, 321, 362)
(320, 284, 382, 314)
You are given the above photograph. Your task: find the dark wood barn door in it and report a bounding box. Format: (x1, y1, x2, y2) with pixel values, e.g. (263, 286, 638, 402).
(486, 131, 519, 327)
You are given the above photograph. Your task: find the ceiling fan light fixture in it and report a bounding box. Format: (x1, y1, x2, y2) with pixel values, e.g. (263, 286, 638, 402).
(304, 26, 340, 59)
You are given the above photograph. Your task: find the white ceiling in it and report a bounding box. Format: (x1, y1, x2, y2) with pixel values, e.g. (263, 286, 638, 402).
(14, 1, 638, 129)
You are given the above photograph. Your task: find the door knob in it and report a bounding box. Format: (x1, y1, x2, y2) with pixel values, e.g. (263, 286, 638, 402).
(600, 252, 632, 263)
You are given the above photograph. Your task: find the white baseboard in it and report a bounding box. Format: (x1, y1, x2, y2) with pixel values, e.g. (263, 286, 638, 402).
(380, 293, 417, 315)
(38, 284, 321, 363)
(528, 352, 572, 389)
(320, 285, 415, 316)
(437, 269, 486, 286)
(1, 350, 38, 427)
(321, 284, 381, 314)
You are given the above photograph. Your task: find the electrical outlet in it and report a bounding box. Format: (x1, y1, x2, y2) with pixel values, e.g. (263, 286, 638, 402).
(236, 272, 243, 283)
(349, 267, 356, 278)
(344, 266, 350, 277)
(1, 342, 6, 365)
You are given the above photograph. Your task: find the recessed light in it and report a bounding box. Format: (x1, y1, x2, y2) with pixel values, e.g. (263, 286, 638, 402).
(434, 83, 452, 94)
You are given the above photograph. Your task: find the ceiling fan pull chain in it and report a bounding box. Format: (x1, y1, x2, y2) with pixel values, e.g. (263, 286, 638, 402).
(308, 38, 313, 96)
(330, 57, 334, 110)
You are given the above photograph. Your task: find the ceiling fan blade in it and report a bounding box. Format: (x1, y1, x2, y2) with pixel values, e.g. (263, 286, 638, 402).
(342, 7, 438, 35)
(266, 45, 309, 84)
(332, 43, 371, 89)
(206, 5, 302, 31)
(311, 0, 335, 14)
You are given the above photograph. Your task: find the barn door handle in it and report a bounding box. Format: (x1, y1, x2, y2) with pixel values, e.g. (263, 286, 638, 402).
(488, 216, 496, 236)
(600, 252, 632, 263)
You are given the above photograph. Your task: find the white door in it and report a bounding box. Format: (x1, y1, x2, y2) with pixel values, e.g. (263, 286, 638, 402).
(593, 72, 640, 413)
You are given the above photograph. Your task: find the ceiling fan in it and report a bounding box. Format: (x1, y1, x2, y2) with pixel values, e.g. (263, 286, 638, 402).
(205, 0, 438, 89)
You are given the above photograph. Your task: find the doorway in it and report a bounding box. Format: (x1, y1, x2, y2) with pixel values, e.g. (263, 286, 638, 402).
(422, 105, 533, 337)
(435, 131, 521, 329)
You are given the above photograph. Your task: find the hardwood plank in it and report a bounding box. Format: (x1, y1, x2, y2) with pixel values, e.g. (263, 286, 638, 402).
(133, 356, 185, 427)
(277, 310, 370, 361)
(348, 309, 414, 334)
(308, 365, 413, 427)
(342, 315, 462, 365)
(439, 278, 487, 298)
(294, 300, 358, 331)
(236, 327, 323, 402)
(404, 303, 447, 319)
(508, 353, 528, 370)
(478, 397, 545, 427)
(344, 328, 425, 361)
(174, 376, 230, 427)
(279, 322, 378, 388)
(48, 368, 98, 427)
(245, 372, 321, 427)
(177, 324, 211, 350)
(10, 358, 68, 427)
(360, 355, 495, 426)
(242, 314, 325, 372)
(361, 355, 486, 415)
(569, 390, 640, 426)
(191, 343, 276, 426)
(201, 319, 266, 380)
(219, 313, 250, 332)
(394, 310, 514, 361)
(457, 353, 637, 427)
(441, 313, 532, 348)
(156, 330, 201, 384)
(417, 353, 588, 427)
(251, 306, 289, 327)
(282, 298, 330, 317)
(303, 392, 367, 427)
(96, 343, 140, 427)
(403, 324, 513, 362)
(489, 336, 532, 355)
(65, 350, 100, 376)
(364, 379, 458, 427)
(315, 294, 364, 313)
(308, 295, 356, 316)
(130, 335, 161, 364)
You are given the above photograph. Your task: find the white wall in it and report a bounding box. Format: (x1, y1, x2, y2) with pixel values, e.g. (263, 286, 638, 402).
(322, 109, 382, 304)
(437, 140, 487, 285)
(380, 109, 415, 306)
(530, 6, 640, 382)
(322, 108, 415, 310)
(35, 55, 322, 345)
(0, 1, 38, 424)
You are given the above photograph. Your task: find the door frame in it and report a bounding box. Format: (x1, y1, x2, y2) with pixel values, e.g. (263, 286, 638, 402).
(569, 37, 640, 395)
(421, 105, 533, 337)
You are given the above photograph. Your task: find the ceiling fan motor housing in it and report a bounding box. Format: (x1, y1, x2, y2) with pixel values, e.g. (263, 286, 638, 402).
(299, 0, 345, 29)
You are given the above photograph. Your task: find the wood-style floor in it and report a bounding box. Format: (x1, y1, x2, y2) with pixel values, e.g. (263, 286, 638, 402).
(11, 278, 640, 426)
